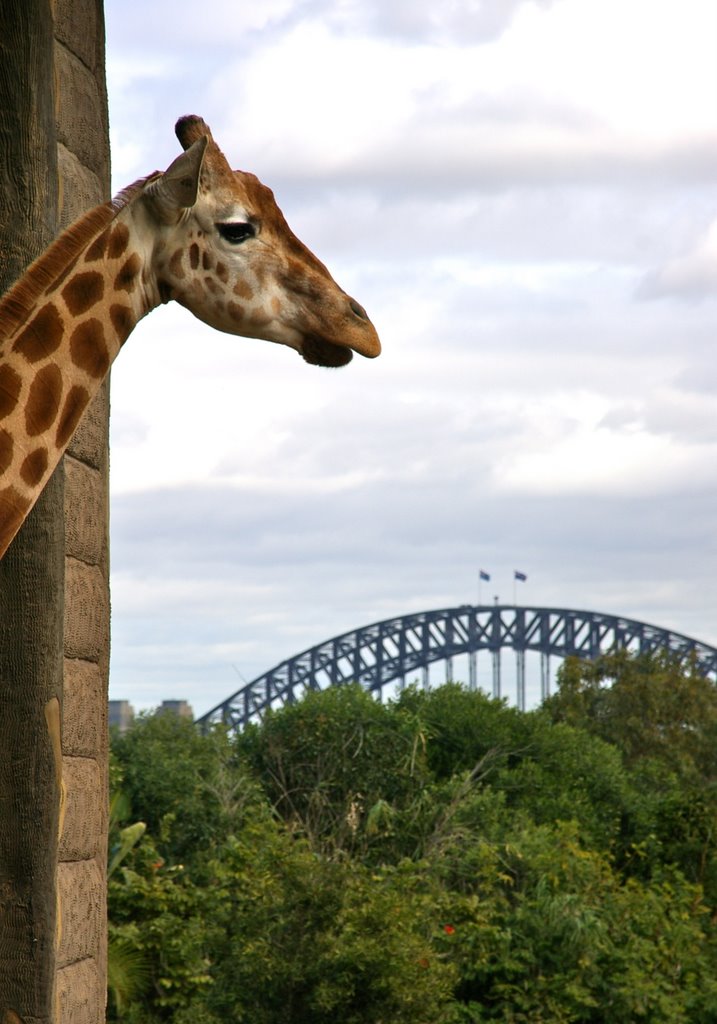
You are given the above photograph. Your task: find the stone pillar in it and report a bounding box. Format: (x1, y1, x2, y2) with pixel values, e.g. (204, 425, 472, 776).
(0, 2, 63, 1018)
(53, 3, 111, 1021)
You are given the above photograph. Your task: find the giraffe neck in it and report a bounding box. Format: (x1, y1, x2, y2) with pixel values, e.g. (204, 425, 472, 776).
(0, 179, 158, 556)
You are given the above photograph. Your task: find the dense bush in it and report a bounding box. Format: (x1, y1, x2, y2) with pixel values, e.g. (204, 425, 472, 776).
(109, 654, 717, 1022)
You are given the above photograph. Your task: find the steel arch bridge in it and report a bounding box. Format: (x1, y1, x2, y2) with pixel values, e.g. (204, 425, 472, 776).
(196, 604, 717, 732)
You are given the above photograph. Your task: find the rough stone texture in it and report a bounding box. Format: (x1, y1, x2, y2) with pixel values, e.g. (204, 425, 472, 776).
(58, 758, 104, 861)
(63, 559, 109, 663)
(54, 1, 111, 1019)
(53, 0, 105, 80)
(56, 859, 104, 967)
(54, 43, 109, 179)
(56, 957, 104, 1024)
(64, 457, 106, 566)
(57, 143, 104, 225)
(0, 4, 64, 1016)
(62, 659, 105, 758)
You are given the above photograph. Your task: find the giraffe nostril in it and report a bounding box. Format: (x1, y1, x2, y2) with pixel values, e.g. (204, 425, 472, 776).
(349, 298, 368, 321)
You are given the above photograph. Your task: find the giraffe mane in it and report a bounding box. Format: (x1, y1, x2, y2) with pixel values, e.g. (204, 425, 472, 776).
(0, 174, 156, 341)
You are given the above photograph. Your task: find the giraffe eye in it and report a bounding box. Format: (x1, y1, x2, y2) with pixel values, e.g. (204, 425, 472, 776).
(216, 222, 256, 244)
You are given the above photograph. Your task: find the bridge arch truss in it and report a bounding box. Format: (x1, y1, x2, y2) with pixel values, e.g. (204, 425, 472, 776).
(197, 605, 717, 732)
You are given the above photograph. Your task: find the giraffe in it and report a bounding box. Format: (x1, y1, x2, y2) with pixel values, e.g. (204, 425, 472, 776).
(0, 114, 381, 559)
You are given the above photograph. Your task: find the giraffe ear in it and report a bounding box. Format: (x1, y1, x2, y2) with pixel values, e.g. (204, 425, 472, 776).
(144, 136, 208, 223)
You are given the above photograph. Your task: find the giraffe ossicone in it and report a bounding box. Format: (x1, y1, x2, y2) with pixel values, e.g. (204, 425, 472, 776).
(0, 114, 381, 558)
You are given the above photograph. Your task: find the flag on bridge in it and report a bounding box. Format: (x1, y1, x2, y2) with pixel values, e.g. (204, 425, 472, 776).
(479, 570, 491, 581)
(514, 570, 527, 581)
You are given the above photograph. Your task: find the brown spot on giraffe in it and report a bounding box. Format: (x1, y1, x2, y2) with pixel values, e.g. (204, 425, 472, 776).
(20, 447, 49, 488)
(25, 363, 63, 436)
(0, 429, 13, 474)
(169, 249, 185, 279)
(189, 243, 200, 270)
(69, 319, 110, 379)
(0, 365, 22, 420)
(204, 277, 221, 296)
(110, 304, 134, 344)
(202, 251, 213, 271)
(12, 303, 64, 362)
(216, 262, 228, 283)
(84, 227, 110, 263)
(250, 308, 272, 328)
(62, 271, 105, 316)
(0, 486, 31, 553)
(55, 385, 90, 449)
(227, 301, 244, 322)
(114, 253, 141, 293)
(233, 280, 253, 301)
(108, 223, 130, 259)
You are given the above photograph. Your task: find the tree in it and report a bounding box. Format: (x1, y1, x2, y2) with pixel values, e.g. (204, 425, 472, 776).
(546, 651, 717, 900)
(110, 718, 455, 1024)
(546, 651, 717, 778)
(109, 676, 717, 1022)
(112, 711, 243, 860)
(237, 684, 430, 857)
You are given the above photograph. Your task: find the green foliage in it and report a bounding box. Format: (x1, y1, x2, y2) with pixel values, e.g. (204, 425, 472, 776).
(107, 939, 151, 1017)
(111, 711, 242, 860)
(202, 821, 455, 1024)
(109, 657, 717, 1022)
(437, 821, 717, 1022)
(546, 650, 717, 778)
(107, 752, 216, 1021)
(546, 651, 717, 902)
(398, 683, 634, 850)
(236, 683, 429, 856)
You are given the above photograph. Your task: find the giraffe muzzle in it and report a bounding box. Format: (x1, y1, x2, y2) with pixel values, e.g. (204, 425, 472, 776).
(299, 291, 381, 367)
(301, 335, 354, 368)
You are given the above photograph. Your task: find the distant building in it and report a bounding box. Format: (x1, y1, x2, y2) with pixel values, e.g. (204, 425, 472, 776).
(160, 699, 194, 720)
(109, 700, 135, 734)
(109, 698, 194, 732)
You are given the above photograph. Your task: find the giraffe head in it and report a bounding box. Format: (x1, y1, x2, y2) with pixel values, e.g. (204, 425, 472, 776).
(142, 115, 381, 368)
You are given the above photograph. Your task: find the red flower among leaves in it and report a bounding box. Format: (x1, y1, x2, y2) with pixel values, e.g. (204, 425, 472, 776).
(443, 924, 456, 935)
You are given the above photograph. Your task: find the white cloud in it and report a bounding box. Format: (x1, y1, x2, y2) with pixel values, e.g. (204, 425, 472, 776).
(638, 219, 717, 302)
(102, 0, 717, 712)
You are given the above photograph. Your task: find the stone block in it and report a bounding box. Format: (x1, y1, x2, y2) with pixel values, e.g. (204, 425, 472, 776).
(56, 957, 104, 1024)
(57, 859, 104, 968)
(53, 0, 105, 81)
(57, 142, 105, 227)
(63, 658, 106, 758)
(64, 559, 109, 662)
(64, 456, 107, 566)
(59, 756, 105, 861)
(54, 44, 109, 180)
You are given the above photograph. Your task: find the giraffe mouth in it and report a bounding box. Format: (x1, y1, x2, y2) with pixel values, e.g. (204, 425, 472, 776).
(300, 335, 354, 368)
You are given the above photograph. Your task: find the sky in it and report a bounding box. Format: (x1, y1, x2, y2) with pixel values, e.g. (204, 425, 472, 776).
(103, 0, 717, 716)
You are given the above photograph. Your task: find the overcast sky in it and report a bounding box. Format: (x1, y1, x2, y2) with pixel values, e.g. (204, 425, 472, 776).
(103, 0, 717, 715)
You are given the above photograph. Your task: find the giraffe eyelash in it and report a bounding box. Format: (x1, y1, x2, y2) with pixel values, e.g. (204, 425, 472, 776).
(216, 222, 256, 244)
